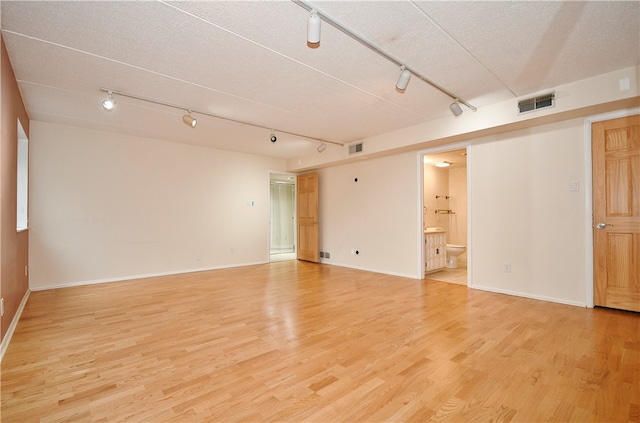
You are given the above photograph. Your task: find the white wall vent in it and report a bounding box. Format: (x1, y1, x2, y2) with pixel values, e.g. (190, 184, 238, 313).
(349, 143, 363, 154)
(518, 92, 555, 114)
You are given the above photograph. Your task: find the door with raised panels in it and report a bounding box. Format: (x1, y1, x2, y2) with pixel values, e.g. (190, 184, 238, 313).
(592, 115, 640, 312)
(297, 172, 319, 262)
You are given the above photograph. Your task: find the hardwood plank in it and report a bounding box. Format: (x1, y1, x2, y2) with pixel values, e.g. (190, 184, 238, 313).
(2, 261, 639, 422)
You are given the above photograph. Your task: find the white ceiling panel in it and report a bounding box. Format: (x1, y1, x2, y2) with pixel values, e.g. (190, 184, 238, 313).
(418, 1, 640, 96)
(300, 1, 505, 103)
(2, 1, 638, 159)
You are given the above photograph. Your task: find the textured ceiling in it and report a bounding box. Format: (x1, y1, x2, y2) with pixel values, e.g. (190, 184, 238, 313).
(1, 1, 638, 159)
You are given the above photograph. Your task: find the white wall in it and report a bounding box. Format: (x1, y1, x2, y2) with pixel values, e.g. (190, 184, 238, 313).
(29, 122, 286, 289)
(318, 152, 419, 278)
(469, 118, 588, 305)
(28, 116, 597, 305)
(317, 117, 591, 305)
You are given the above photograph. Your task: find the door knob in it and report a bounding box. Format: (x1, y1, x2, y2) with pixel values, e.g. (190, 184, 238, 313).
(596, 223, 613, 229)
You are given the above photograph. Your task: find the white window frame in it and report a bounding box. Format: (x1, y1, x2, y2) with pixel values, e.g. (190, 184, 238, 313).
(17, 119, 28, 231)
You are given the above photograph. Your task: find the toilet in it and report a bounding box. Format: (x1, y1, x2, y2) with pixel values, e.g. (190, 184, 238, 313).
(445, 244, 466, 268)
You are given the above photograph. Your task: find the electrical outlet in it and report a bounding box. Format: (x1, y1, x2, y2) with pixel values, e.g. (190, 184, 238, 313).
(504, 262, 511, 272)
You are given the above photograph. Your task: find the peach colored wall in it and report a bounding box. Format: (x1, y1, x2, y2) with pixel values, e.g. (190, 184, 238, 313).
(1, 35, 30, 343)
(423, 165, 450, 232)
(469, 118, 588, 305)
(318, 152, 419, 278)
(448, 166, 467, 264)
(28, 122, 286, 289)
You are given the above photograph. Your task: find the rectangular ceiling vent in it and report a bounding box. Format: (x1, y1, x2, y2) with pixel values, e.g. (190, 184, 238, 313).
(349, 143, 364, 155)
(518, 92, 555, 114)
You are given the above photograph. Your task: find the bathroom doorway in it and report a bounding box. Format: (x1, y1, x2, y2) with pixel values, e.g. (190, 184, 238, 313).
(270, 173, 296, 262)
(422, 148, 469, 285)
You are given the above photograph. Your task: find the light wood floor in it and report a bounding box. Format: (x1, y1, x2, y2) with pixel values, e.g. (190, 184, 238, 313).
(2, 261, 639, 422)
(425, 267, 467, 286)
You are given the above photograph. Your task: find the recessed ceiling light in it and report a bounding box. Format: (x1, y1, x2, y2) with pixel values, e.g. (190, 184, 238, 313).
(434, 161, 451, 168)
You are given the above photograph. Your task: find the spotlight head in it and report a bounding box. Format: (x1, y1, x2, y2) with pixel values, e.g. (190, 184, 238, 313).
(396, 66, 411, 91)
(450, 101, 463, 117)
(102, 91, 115, 111)
(317, 142, 327, 153)
(270, 134, 277, 143)
(182, 111, 197, 128)
(307, 10, 321, 47)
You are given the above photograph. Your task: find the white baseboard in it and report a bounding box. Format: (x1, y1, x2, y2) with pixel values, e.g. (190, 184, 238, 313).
(30, 261, 268, 292)
(1, 289, 31, 362)
(470, 283, 587, 308)
(323, 261, 420, 280)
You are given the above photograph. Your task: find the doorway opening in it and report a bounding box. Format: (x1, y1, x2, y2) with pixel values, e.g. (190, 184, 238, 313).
(421, 147, 469, 286)
(270, 173, 296, 262)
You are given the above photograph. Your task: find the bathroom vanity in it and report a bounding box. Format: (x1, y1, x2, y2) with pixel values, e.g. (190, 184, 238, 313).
(424, 228, 447, 274)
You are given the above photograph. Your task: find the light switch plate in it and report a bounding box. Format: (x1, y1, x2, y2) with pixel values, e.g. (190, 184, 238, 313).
(620, 77, 630, 91)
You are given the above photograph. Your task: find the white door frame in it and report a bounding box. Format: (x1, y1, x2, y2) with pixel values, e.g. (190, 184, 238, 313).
(268, 171, 297, 261)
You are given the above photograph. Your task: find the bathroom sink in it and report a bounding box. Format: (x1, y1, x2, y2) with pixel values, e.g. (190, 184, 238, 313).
(425, 227, 444, 233)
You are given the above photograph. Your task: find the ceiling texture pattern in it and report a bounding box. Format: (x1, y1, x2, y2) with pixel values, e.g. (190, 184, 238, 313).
(1, 1, 639, 159)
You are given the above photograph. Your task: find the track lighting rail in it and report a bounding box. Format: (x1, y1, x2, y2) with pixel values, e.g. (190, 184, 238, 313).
(99, 87, 344, 147)
(292, 0, 477, 112)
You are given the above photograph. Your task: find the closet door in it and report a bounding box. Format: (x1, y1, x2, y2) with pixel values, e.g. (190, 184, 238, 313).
(297, 172, 319, 262)
(592, 115, 640, 312)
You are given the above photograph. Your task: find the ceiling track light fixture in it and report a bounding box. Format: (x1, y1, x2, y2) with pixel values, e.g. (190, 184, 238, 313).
(292, 0, 477, 113)
(182, 110, 197, 128)
(449, 100, 463, 117)
(102, 91, 116, 111)
(307, 9, 321, 47)
(99, 88, 344, 147)
(396, 66, 411, 91)
(317, 142, 327, 153)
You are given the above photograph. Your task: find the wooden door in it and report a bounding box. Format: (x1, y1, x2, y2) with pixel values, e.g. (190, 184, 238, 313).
(592, 115, 640, 312)
(297, 172, 320, 262)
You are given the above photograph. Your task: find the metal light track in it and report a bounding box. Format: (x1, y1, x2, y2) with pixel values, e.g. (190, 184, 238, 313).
(292, 0, 477, 112)
(99, 88, 345, 147)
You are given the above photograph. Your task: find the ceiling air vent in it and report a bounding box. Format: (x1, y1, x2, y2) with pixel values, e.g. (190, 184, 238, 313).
(349, 143, 363, 155)
(518, 92, 555, 114)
